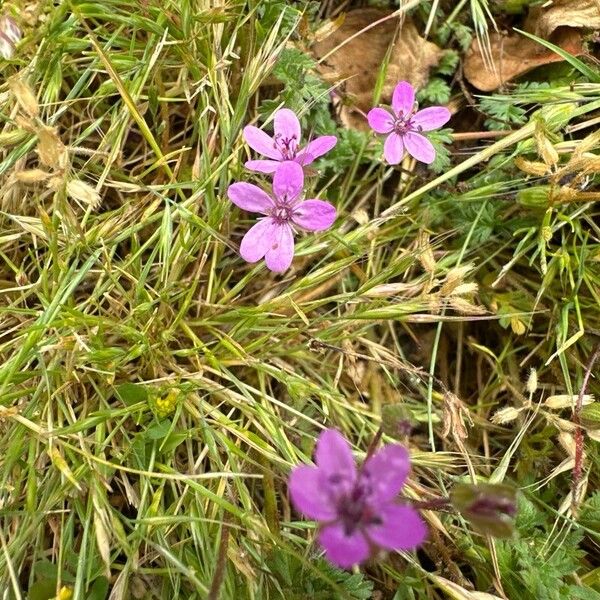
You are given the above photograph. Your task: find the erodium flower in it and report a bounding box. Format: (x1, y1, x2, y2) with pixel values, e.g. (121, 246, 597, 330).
(227, 161, 336, 273)
(367, 81, 451, 165)
(289, 429, 427, 569)
(0, 15, 21, 60)
(243, 108, 337, 174)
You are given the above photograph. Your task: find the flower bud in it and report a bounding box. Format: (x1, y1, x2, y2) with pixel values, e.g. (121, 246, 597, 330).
(516, 185, 550, 209)
(451, 483, 517, 538)
(526, 368, 538, 395)
(491, 405, 523, 424)
(581, 404, 600, 431)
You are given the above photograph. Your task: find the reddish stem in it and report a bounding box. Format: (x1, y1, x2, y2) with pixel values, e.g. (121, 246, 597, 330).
(365, 428, 383, 461)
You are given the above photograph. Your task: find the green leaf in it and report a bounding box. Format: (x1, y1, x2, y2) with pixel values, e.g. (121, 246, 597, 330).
(115, 382, 148, 406)
(437, 51, 460, 76)
(514, 29, 600, 83)
(88, 577, 110, 600)
(28, 580, 57, 600)
(146, 419, 172, 440)
(418, 78, 451, 105)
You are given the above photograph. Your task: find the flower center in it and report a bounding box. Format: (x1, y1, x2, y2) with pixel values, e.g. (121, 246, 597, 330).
(393, 105, 422, 135)
(268, 197, 296, 225)
(393, 116, 414, 136)
(335, 478, 379, 536)
(274, 134, 299, 160)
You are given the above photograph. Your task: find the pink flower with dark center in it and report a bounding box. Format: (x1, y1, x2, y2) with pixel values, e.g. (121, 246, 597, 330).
(243, 108, 337, 174)
(227, 161, 336, 272)
(288, 429, 427, 569)
(367, 81, 451, 165)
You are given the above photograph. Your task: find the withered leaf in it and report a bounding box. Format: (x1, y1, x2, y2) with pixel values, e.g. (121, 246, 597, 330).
(465, 0, 600, 91)
(312, 9, 442, 130)
(525, 0, 600, 38)
(464, 28, 584, 91)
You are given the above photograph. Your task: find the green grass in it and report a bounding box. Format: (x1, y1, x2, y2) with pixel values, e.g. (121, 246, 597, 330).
(1, 0, 599, 598)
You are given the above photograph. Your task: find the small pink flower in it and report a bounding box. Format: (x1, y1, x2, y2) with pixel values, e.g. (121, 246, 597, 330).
(243, 108, 337, 174)
(288, 429, 427, 569)
(227, 161, 336, 273)
(367, 81, 451, 165)
(0, 15, 21, 60)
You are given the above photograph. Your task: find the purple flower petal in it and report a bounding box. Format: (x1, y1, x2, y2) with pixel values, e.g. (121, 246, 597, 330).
(367, 108, 394, 134)
(274, 108, 301, 144)
(319, 524, 370, 568)
(0, 36, 13, 60)
(315, 429, 357, 484)
(366, 504, 427, 551)
(245, 159, 281, 174)
(243, 125, 281, 160)
(1, 16, 21, 45)
(289, 466, 337, 521)
(239, 218, 277, 263)
(292, 199, 336, 231)
(227, 182, 274, 214)
(362, 445, 410, 502)
(295, 135, 337, 165)
(392, 81, 415, 117)
(411, 107, 451, 132)
(272, 161, 304, 203)
(264, 223, 294, 272)
(383, 133, 405, 165)
(404, 132, 436, 164)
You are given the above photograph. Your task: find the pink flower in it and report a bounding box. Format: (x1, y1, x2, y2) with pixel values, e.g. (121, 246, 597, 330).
(367, 81, 451, 165)
(0, 15, 21, 60)
(288, 429, 427, 569)
(243, 108, 337, 174)
(227, 161, 336, 273)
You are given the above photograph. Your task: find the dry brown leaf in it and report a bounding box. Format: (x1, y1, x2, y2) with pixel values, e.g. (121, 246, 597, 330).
(525, 0, 600, 37)
(464, 28, 584, 91)
(312, 9, 442, 129)
(465, 0, 600, 91)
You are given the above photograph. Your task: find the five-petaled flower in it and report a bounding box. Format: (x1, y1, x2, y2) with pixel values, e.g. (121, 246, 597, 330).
(288, 429, 427, 569)
(367, 81, 451, 165)
(243, 108, 337, 174)
(227, 161, 336, 272)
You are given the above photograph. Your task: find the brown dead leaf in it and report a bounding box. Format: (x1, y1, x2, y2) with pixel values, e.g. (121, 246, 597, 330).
(465, 0, 600, 91)
(312, 9, 442, 130)
(441, 391, 474, 441)
(525, 0, 600, 38)
(464, 28, 584, 91)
